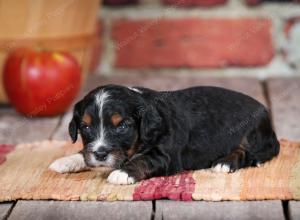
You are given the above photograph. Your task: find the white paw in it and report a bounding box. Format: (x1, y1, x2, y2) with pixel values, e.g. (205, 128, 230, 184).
(49, 153, 87, 173)
(107, 169, 136, 185)
(211, 163, 231, 173)
(256, 162, 262, 167)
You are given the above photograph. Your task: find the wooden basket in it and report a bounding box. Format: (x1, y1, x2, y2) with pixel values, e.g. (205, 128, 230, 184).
(0, 0, 100, 103)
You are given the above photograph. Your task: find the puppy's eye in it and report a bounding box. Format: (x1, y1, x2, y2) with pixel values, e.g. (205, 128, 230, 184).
(80, 124, 90, 132)
(116, 121, 128, 133)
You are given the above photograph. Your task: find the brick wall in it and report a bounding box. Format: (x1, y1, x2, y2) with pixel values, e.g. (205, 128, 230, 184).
(96, 0, 300, 78)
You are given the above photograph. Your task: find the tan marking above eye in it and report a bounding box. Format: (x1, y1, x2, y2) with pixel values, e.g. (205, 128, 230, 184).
(82, 113, 92, 125)
(111, 112, 123, 126)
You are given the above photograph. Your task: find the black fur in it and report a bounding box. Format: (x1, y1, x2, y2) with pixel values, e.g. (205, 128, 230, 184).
(69, 85, 280, 182)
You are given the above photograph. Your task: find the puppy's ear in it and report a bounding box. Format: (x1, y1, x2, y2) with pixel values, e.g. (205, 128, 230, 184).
(139, 105, 164, 144)
(69, 100, 83, 143)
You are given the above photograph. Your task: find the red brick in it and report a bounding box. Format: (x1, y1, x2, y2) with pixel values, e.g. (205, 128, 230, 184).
(162, 0, 227, 7)
(112, 18, 274, 68)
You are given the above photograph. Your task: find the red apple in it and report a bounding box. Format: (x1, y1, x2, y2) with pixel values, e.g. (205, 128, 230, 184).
(3, 48, 82, 116)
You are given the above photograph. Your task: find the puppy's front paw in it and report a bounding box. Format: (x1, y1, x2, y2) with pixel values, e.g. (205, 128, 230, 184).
(49, 153, 87, 173)
(107, 169, 136, 185)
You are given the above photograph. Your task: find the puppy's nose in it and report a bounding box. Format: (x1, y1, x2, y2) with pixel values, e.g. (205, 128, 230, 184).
(94, 149, 108, 161)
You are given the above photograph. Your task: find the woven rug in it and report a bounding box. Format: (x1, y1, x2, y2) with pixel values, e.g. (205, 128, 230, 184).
(0, 139, 299, 202)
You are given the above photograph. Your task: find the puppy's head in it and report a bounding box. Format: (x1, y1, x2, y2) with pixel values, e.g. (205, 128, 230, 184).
(69, 85, 163, 168)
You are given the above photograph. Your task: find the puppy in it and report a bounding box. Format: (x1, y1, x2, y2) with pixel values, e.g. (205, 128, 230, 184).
(49, 85, 280, 185)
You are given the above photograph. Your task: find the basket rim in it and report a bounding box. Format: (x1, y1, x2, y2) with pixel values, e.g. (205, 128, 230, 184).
(0, 33, 99, 52)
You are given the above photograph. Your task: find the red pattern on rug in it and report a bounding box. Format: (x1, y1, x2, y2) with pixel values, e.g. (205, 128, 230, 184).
(0, 144, 15, 165)
(133, 171, 195, 201)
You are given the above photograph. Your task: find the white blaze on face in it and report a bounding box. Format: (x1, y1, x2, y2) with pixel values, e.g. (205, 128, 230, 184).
(92, 91, 110, 153)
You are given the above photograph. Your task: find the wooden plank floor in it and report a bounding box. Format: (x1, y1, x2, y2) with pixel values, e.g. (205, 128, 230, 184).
(8, 201, 153, 220)
(290, 202, 300, 220)
(1, 75, 299, 220)
(0, 203, 13, 220)
(155, 201, 285, 220)
(267, 78, 300, 141)
(0, 108, 60, 144)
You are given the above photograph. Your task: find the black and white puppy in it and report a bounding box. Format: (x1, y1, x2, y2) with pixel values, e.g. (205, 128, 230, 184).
(49, 85, 280, 185)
